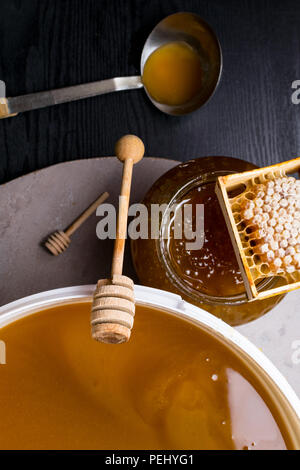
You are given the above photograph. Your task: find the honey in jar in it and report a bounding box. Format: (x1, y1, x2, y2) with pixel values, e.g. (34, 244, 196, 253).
(142, 42, 203, 106)
(131, 157, 285, 325)
(0, 302, 291, 450)
(167, 182, 245, 297)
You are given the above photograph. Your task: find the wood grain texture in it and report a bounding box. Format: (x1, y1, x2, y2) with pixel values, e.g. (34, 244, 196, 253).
(0, 0, 300, 183)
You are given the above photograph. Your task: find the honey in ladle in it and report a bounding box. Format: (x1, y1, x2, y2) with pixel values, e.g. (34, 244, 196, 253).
(142, 41, 203, 106)
(0, 302, 289, 450)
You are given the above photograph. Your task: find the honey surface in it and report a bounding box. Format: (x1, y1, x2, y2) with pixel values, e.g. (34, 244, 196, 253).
(0, 302, 286, 450)
(168, 183, 245, 297)
(142, 42, 203, 106)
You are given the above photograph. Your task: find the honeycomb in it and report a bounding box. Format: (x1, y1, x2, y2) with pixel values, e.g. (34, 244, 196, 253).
(229, 171, 300, 285)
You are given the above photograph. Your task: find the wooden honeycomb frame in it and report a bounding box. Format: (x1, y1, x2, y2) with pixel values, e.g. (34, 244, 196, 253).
(215, 157, 300, 300)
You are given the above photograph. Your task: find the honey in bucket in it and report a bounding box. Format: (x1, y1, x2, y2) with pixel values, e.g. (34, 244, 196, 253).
(0, 302, 291, 450)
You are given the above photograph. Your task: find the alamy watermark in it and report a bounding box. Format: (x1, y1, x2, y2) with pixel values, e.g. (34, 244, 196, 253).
(291, 80, 300, 104)
(291, 340, 300, 365)
(96, 198, 205, 251)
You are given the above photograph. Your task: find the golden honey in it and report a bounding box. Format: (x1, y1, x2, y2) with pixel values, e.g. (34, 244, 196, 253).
(142, 42, 203, 106)
(0, 302, 289, 450)
(168, 182, 245, 297)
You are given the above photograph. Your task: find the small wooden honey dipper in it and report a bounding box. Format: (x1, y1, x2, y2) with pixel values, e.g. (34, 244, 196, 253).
(45, 191, 109, 255)
(91, 135, 145, 344)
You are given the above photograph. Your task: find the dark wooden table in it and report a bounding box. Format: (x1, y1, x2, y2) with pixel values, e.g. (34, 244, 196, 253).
(0, 0, 300, 184)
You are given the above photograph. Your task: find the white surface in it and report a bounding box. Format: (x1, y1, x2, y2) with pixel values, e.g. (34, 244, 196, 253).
(238, 290, 300, 396)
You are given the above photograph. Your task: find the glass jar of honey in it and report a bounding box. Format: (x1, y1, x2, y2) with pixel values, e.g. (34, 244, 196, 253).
(131, 157, 285, 326)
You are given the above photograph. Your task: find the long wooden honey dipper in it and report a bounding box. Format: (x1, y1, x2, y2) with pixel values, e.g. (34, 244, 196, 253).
(91, 135, 145, 344)
(45, 191, 109, 255)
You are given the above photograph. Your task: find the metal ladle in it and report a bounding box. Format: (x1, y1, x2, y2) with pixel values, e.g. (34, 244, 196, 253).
(0, 12, 222, 119)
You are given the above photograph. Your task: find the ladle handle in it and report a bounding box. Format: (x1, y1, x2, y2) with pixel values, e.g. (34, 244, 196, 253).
(0, 77, 143, 118)
(111, 135, 145, 277)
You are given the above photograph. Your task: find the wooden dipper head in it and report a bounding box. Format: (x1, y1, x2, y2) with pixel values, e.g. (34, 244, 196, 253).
(91, 275, 135, 344)
(91, 135, 145, 344)
(45, 231, 71, 256)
